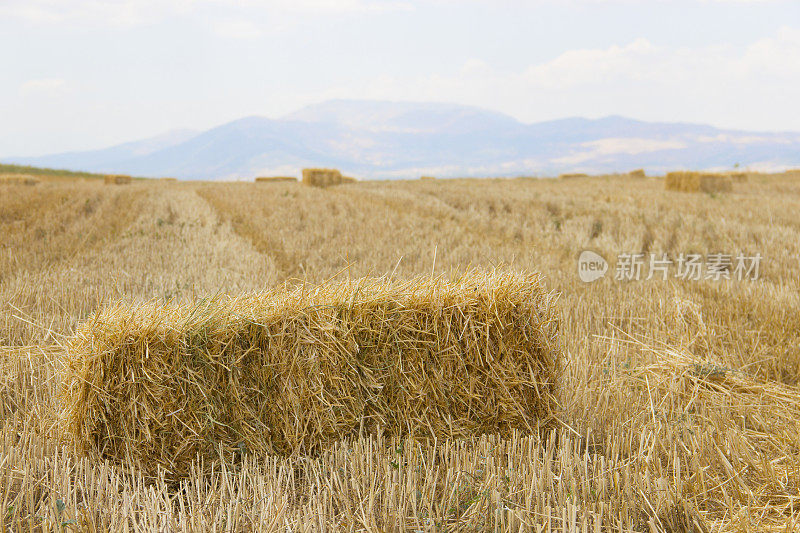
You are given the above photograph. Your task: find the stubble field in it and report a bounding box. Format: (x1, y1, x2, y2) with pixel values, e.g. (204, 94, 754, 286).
(1, 172, 799, 531)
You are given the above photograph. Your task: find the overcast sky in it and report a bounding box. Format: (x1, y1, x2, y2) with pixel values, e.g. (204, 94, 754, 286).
(1, 0, 799, 157)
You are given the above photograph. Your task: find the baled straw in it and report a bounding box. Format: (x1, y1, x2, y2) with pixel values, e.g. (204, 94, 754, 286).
(302, 168, 343, 188)
(665, 171, 732, 193)
(558, 173, 589, 179)
(255, 176, 297, 183)
(103, 174, 132, 185)
(628, 169, 646, 178)
(0, 174, 39, 186)
(61, 270, 560, 477)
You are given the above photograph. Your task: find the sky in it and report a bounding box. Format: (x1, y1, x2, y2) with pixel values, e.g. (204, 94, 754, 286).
(1, 0, 799, 157)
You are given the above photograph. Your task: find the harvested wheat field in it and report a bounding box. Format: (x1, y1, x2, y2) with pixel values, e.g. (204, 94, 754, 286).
(2, 171, 800, 531)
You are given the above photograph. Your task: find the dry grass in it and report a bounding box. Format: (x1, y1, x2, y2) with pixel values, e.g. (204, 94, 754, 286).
(104, 174, 132, 185)
(2, 171, 800, 530)
(255, 176, 297, 183)
(302, 168, 342, 188)
(665, 171, 733, 193)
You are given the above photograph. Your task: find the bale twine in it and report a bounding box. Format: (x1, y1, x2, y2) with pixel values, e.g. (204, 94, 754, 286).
(61, 270, 561, 477)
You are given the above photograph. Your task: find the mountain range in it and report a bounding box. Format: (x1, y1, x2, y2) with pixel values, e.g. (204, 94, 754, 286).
(6, 100, 800, 180)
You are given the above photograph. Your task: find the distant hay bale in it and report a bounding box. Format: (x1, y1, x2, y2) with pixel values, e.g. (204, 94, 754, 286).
(664, 171, 689, 191)
(420, 176, 436, 180)
(628, 169, 646, 178)
(255, 176, 297, 183)
(159, 177, 178, 182)
(302, 168, 342, 188)
(104, 174, 131, 185)
(0, 174, 39, 186)
(665, 171, 732, 193)
(559, 173, 589, 180)
(61, 270, 560, 477)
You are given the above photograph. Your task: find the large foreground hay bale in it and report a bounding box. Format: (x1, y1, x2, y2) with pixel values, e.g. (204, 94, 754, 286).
(302, 168, 342, 188)
(255, 176, 297, 183)
(62, 271, 560, 477)
(665, 171, 732, 193)
(104, 174, 131, 185)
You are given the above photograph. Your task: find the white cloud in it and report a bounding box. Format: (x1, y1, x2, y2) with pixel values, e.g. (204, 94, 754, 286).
(0, 0, 412, 26)
(522, 38, 656, 89)
(19, 78, 66, 95)
(0, 0, 197, 26)
(517, 28, 800, 89)
(211, 18, 264, 40)
(304, 25, 800, 129)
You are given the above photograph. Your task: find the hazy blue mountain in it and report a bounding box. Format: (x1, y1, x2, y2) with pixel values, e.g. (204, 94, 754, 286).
(7, 100, 800, 180)
(10, 129, 199, 174)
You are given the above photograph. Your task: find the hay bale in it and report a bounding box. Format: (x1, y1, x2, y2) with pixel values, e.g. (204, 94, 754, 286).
(628, 169, 646, 178)
(0, 174, 39, 186)
(104, 174, 132, 185)
(420, 176, 436, 180)
(61, 270, 560, 477)
(559, 173, 589, 180)
(665, 171, 732, 193)
(159, 177, 178, 182)
(665, 171, 692, 191)
(302, 168, 342, 188)
(255, 176, 297, 183)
